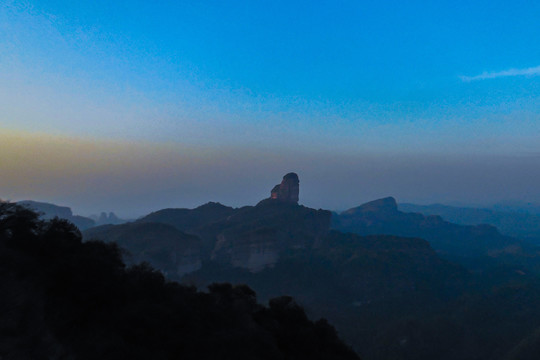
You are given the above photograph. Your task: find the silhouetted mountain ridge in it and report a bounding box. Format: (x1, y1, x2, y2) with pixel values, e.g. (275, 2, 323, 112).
(140, 202, 236, 232)
(342, 197, 400, 216)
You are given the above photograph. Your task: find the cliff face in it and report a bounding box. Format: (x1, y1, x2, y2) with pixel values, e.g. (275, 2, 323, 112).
(208, 201, 331, 271)
(212, 230, 280, 272)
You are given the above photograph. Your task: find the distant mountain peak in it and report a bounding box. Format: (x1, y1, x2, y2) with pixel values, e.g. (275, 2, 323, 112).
(269, 172, 300, 204)
(195, 202, 231, 211)
(344, 197, 398, 215)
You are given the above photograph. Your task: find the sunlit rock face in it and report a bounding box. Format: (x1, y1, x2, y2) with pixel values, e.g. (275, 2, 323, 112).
(270, 185, 281, 199)
(270, 172, 300, 204)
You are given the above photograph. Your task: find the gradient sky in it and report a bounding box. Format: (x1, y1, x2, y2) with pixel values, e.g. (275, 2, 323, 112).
(1, 0, 540, 217)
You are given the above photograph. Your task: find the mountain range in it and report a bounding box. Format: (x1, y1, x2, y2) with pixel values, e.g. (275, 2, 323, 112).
(80, 173, 540, 360)
(399, 202, 540, 246)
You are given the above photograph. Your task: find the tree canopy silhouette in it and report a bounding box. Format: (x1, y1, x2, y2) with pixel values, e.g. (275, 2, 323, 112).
(0, 202, 359, 360)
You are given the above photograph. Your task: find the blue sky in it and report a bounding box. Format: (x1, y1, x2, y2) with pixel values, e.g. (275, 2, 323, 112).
(1, 0, 540, 215)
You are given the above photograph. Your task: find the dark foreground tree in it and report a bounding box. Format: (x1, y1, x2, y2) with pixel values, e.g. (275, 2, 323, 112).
(0, 202, 359, 360)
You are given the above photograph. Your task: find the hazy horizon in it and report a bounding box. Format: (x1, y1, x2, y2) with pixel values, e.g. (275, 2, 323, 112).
(3, 130, 540, 218)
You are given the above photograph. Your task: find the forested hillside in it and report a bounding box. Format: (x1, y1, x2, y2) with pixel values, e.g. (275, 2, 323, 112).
(0, 202, 359, 360)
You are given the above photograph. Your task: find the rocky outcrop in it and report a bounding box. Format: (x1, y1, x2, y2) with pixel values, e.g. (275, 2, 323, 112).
(93, 211, 126, 226)
(270, 173, 300, 203)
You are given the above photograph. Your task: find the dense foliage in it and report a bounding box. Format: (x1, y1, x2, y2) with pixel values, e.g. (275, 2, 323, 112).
(0, 202, 359, 360)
